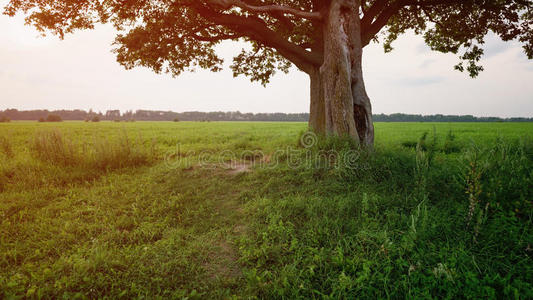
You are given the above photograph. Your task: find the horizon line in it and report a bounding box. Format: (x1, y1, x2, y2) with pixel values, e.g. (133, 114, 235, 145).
(1, 108, 532, 119)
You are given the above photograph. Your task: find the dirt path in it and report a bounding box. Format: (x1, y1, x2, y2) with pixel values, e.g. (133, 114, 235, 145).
(200, 168, 252, 285)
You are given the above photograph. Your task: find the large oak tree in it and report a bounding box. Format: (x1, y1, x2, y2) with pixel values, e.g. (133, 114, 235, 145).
(5, 0, 532, 146)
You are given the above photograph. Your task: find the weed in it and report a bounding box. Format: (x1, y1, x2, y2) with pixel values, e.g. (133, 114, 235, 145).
(418, 131, 429, 151)
(415, 141, 429, 199)
(444, 130, 461, 154)
(463, 146, 485, 238)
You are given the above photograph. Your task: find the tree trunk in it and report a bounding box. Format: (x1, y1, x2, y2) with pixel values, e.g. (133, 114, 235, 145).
(309, 68, 326, 134)
(308, 0, 374, 147)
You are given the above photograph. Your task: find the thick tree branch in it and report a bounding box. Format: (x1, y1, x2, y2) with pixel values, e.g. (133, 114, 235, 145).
(193, 3, 322, 73)
(207, 0, 323, 20)
(361, 0, 464, 46)
(238, 0, 298, 32)
(361, 0, 389, 30)
(361, 1, 403, 46)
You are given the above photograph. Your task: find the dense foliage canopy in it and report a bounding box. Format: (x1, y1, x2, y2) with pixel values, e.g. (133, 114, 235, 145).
(4, 0, 532, 82)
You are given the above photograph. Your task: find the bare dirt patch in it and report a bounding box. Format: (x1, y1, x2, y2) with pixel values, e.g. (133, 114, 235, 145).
(203, 187, 248, 282)
(227, 161, 253, 175)
(205, 238, 242, 280)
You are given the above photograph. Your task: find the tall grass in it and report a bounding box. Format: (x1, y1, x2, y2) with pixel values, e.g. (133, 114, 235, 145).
(0, 135, 19, 191)
(0, 135, 14, 158)
(90, 131, 156, 170)
(30, 129, 157, 171)
(31, 130, 78, 165)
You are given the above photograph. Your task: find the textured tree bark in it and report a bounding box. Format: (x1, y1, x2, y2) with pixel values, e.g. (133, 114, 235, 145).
(309, 68, 326, 134)
(308, 0, 374, 147)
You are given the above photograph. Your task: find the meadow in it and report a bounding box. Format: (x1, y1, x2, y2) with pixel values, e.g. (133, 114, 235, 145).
(0, 121, 532, 299)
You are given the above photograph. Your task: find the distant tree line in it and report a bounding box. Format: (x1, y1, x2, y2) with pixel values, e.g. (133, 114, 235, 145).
(0, 109, 531, 123)
(0, 109, 105, 121)
(372, 113, 533, 122)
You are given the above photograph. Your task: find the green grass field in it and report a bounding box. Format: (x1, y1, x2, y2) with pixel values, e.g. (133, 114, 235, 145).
(1, 121, 532, 299)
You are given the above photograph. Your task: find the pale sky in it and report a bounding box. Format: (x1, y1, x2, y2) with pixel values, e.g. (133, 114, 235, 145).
(1, 2, 532, 117)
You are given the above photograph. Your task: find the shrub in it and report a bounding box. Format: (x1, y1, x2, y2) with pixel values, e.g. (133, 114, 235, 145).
(0, 116, 10, 123)
(38, 117, 46, 122)
(45, 114, 62, 122)
(114, 119, 122, 122)
(173, 117, 180, 122)
(91, 116, 101, 122)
